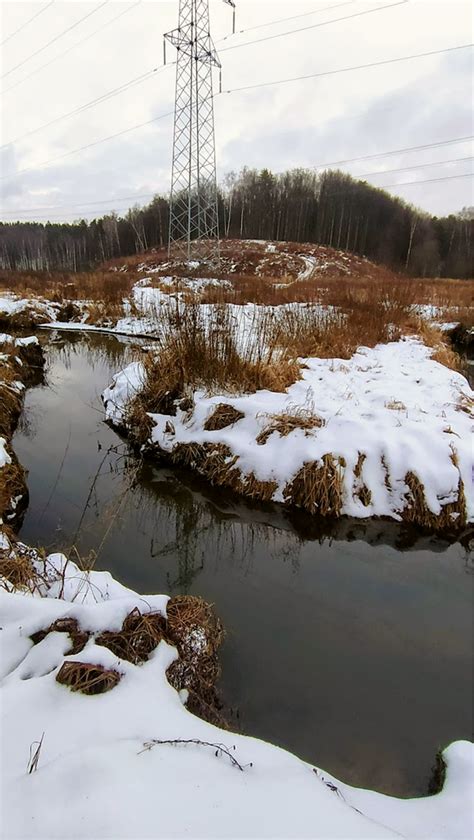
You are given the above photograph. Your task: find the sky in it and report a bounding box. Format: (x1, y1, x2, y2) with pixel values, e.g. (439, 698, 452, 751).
(0, 0, 473, 224)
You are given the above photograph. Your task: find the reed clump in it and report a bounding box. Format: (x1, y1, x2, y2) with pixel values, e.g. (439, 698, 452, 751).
(165, 595, 228, 729)
(0, 454, 28, 529)
(0, 530, 38, 591)
(256, 409, 324, 445)
(56, 661, 121, 695)
(96, 608, 167, 664)
(284, 455, 346, 516)
(31, 617, 89, 655)
(403, 470, 467, 532)
(353, 453, 372, 507)
(204, 403, 245, 431)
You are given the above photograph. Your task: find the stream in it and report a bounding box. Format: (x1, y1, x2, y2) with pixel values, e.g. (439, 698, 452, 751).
(13, 331, 473, 798)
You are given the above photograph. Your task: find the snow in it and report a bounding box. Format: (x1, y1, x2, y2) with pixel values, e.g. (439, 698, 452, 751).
(0, 294, 57, 322)
(103, 338, 473, 524)
(0, 435, 12, 470)
(1, 540, 472, 839)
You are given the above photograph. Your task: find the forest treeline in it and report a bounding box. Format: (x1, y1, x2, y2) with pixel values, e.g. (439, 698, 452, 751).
(1, 168, 472, 277)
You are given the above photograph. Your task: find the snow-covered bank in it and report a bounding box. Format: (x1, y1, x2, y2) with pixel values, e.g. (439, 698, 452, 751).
(103, 338, 473, 530)
(1, 537, 472, 840)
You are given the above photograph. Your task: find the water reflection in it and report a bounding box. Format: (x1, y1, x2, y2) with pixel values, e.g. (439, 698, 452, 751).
(13, 331, 473, 798)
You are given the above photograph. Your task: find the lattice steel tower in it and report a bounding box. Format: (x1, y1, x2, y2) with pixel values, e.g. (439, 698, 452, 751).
(165, 0, 235, 261)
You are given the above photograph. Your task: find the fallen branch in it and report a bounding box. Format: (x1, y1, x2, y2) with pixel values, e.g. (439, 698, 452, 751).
(139, 738, 252, 771)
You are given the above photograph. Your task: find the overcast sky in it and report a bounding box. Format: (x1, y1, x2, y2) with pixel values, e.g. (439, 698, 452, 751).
(0, 0, 472, 223)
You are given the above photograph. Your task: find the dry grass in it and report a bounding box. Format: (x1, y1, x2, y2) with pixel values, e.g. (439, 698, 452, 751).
(403, 470, 467, 532)
(456, 392, 474, 418)
(96, 608, 167, 664)
(353, 453, 372, 507)
(31, 618, 89, 655)
(0, 268, 134, 305)
(408, 319, 463, 371)
(0, 455, 28, 528)
(256, 408, 324, 445)
(204, 403, 245, 431)
(128, 304, 301, 438)
(0, 383, 23, 437)
(56, 661, 121, 695)
(283, 455, 346, 516)
(0, 534, 38, 591)
(165, 595, 228, 729)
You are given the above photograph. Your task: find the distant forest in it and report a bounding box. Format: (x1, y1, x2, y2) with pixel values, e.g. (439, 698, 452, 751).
(1, 168, 473, 277)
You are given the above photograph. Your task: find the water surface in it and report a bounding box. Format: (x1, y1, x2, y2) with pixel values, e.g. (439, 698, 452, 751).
(14, 331, 473, 797)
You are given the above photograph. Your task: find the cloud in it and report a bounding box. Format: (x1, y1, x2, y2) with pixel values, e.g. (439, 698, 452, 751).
(1, 0, 472, 221)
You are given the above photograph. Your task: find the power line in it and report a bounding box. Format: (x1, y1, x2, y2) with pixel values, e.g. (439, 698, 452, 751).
(3, 155, 472, 216)
(1, 1, 110, 81)
(3, 39, 470, 159)
(0, 193, 157, 214)
(1, 64, 167, 151)
(223, 43, 473, 93)
(2, 1, 142, 96)
(220, 0, 408, 55)
(0, 110, 175, 182)
(0, 205, 141, 222)
(0, 2, 364, 145)
(215, 1, 354, 43)
(0, 1, 55, 48)
(3, 171, 473, 223)
(314, 136, 474, 169)
(358, 155, 474, 179)
(382, 172, 474, 188)
(3, 171, 473, 222)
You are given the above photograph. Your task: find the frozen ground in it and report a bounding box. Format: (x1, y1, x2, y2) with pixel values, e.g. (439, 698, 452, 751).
(103, 337, 473, 525)
(1, 540, 472, 839)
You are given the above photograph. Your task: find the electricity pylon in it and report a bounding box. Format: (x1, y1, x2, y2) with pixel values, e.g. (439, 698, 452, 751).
(165, 0, 235, 261)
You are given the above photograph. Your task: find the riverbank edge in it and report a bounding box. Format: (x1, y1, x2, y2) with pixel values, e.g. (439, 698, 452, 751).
(102, 346, 472, 538)
(0, 335, 45, 529)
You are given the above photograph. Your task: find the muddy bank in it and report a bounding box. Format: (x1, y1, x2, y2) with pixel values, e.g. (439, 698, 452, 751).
(0, 336, 45, 528)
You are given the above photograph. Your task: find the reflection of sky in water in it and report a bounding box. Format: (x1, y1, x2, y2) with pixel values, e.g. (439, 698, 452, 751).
(14, 333, 473, 798)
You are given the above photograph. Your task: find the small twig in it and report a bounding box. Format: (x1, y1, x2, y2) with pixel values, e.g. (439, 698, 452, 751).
(139, 738, 252, 771)
(27, 733, 45, 774)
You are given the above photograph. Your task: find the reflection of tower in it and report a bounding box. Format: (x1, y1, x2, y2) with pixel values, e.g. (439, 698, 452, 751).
(165, 1, 235, 261)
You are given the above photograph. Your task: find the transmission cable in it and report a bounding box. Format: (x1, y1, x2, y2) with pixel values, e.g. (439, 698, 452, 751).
(1, 1, 110, 80)
(1, 63, 167, 150)
(357, 155, 473, 179)
(0, 193, 157, 214)
(3, 40, 470, 158)
(215, 1, 355, 43)
(220, 0, 408, 54)
(381, 172, 473, 188)
(314, 135, 474, 169)
(2, 1, 141, 95)
(2, 163, 473, 220)
(0, 1, 55, 48)
(223, 43, 473, 93)
(0, 109, 175, 182)
(4, 171, 473, 221)
(3, 155, 472, 215)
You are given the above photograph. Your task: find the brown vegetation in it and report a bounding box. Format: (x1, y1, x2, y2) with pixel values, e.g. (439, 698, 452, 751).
(256, 409, 324, 445)
(403, 470, 467, 532)
(0, 531, 38, 591)
(0, 339, 45, 529)
(31, 618, 89, 655)
(283, 456, 346, 517)
(56, 661, 121, 695)
(96, 608, 167, 664)
(204, 403, 245, 431)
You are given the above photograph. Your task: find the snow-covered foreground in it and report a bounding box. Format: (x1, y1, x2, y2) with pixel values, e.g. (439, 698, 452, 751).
(103, 338, 473, 526)
(1, 542, 472, 840)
